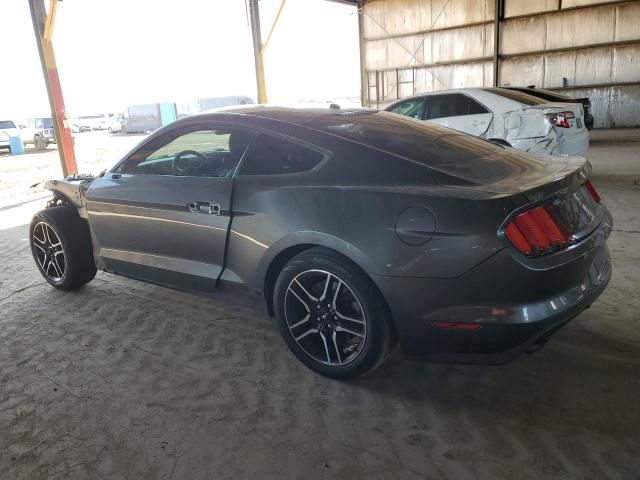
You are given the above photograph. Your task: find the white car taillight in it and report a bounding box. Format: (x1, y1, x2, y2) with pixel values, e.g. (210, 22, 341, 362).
(544, 111, 575, 128)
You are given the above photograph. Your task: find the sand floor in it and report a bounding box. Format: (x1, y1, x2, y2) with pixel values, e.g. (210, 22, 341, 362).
(1, 130, 639, 479)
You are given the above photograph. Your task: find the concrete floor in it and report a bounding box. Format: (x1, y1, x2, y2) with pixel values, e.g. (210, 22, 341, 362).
(1, 130, 639, 479)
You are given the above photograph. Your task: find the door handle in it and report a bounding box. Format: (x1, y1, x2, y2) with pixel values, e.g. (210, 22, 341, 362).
(208, 203, 221, 215)
(471, 120, 486, 126)
(186, 201, 221, 215)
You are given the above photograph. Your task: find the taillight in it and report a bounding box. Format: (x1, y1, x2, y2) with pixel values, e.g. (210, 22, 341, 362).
(583, 180, 601, 203)
(544, 111, 575, 128)
(505, 206, 570, 256)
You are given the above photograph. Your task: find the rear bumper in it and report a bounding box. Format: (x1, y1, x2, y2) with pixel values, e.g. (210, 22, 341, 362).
(373, 210, 612, 364)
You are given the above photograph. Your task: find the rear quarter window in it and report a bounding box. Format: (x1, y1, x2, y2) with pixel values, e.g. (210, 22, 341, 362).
(239, 133, 326, 176)
(307, 111, 545, 185)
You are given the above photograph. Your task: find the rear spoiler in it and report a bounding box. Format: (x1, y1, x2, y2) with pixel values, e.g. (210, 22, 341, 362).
(523, 159, 590, 203)
(476, 156, 590, 201)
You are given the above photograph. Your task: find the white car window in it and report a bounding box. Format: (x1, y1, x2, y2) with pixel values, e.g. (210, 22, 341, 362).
(424, 94, 489, 120)
(388, 98, 425, 119)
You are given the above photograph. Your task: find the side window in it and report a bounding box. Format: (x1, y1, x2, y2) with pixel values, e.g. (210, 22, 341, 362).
(467, 97, 489, 115)
(238, 134, 325, 176)
(118, 126, 255, 177)
(425, 94, 488, 120)
(388, 98, 425, 119)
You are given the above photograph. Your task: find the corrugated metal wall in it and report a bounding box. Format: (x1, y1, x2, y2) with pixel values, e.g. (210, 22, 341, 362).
(360, 0, 640, 127)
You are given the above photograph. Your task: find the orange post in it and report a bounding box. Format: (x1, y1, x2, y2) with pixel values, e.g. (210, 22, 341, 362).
(28, 0, 78, 177)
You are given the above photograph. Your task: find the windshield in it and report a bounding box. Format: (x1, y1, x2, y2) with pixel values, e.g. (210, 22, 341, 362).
(306, 111, 545, 185)
(483, 88, 547, 106)
(0, 120, 16, 129)
(39, 118, 54, 128)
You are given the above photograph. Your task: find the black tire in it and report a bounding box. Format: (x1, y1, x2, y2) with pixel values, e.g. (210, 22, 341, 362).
(29, 206, 97, 290)
(274, 247, 394, 379)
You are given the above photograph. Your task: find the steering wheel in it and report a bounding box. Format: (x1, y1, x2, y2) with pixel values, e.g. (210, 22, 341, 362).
(172, 149, 208, 175)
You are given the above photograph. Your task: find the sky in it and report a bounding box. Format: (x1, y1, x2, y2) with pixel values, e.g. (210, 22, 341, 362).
(0, 0, 361, 119)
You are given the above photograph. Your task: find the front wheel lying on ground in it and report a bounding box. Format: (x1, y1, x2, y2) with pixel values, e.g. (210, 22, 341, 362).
(274, 247, 395, 379)
(29, 205, 97, 290)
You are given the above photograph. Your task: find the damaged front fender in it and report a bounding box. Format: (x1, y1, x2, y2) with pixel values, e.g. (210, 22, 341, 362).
(44, 175, 96, 219)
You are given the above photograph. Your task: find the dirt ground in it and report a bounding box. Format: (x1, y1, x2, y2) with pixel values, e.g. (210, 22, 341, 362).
(1, 130, 639, 479)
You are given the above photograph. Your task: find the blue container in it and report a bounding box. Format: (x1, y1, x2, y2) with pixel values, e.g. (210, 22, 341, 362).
(9, 136, 24, 155)
(159, 102, 177, 126)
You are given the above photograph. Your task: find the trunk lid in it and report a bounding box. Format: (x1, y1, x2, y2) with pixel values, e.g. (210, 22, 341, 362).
(479, 153, 603, 255)
(527, 102, 586, 131)
(469, 154, 589, 199)
(501, 101, 585, 140)
(431, 151, 602, 246)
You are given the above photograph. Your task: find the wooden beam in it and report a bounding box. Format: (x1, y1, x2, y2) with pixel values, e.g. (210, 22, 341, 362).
(248, 0, 267, 103)
(28, 0, 78, 177)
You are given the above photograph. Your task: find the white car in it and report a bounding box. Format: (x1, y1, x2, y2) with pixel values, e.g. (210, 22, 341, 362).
(20, 117, 57, 150)
(0, 120, 20, 152)
(106, 116, 122, 133)
(386, 88, 589, 157)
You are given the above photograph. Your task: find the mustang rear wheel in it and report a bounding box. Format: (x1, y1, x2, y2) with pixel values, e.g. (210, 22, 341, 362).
(29, 206, 97, 290)
(274, 247, 394, 379)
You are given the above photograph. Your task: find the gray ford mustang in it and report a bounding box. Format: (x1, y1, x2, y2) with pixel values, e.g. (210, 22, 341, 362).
(30, 107, 612, 378)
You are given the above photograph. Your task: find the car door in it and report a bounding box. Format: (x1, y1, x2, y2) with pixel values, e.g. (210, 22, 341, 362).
(223, 131, 331, 289)
(423, 93, 493, 137)
(85, 122, 256, 291)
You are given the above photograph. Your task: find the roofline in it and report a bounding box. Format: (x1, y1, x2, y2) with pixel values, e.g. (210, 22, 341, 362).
(187, 106, 376, 124)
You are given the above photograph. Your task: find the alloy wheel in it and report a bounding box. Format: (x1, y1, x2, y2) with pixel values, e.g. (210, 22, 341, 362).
(32, 221, 66, 282)
(284, 269, 367, 366)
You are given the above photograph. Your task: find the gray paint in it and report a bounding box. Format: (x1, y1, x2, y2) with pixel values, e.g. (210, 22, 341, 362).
(43, 108, 612, 361)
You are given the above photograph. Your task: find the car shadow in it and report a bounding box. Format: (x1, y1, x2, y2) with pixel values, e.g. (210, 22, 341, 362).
(353, 326, 640, 431)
